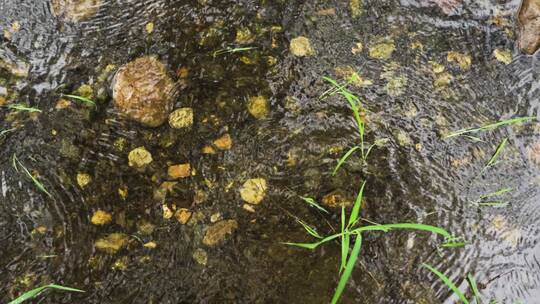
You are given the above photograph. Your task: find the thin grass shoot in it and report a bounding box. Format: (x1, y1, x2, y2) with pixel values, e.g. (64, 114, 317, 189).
(9, 284, 84, 304)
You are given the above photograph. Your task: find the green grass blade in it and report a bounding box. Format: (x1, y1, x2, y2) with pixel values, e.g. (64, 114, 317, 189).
(332, 146, 360, 176)
(353, 223, 451, 238)
(441, 241, 467, 248)
(445, 117, 536, 139)
(467, 274, 481, 304)
(479, 187, 512, 199)
(296, 219, 323, 239)
(281, 242, 320, 249)
(348, 181, 366, 228)
(13, 155, 52, 198)
(5, 103, 41, 113)
(331, 234, 363, 304)
(0, 128, 16, 137)
(62, 94, 96, 106)
(9, 284, 84, 304)
(300, 196, 329, 213)
(213, 46, 257, 57)
(485, 138, 508, 168)
(422, 263, 469, 304)
(477, 201, 508, 207)
(340, 206, 348, 272)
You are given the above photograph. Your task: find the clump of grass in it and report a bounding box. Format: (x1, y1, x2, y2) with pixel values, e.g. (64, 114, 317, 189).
(444, 117, 535, 139)
(12, 154, 52, 198)
(4, 103, 42, 113)
(472, 187, 512, 208)
(285, 75, 454, 303)
(9, 283, 84, 304)
(213, 46, 257, 57)
(61, 94, 96, 106)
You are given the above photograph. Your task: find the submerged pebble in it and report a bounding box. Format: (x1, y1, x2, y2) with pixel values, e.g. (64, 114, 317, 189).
(240, 178, 268, 205)
(76, 173, 91, 188)
(247, 96, 269, 119)
(368, 37, 395, 60)
(447, 51, 472, 70)
(290, 36, 315, 57)
(169, 107, 194, 129)
(213, 133, 233, 150)
(175, 208, 192, 225)
(128, 147, 153, 168)
(322, 190, 352, 208)
(168, 163, 191, 179)
(493, 49, 513, 65)
(517, 0, 540, 54)
(202, 219, 238, 246)
(95, 233, 129, 253)
(91, 210, 112, 226)
(113, 56, 175, 127)
(193, 248, 208, 265)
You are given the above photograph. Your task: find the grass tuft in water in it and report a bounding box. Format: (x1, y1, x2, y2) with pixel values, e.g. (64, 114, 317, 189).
(422, 263, 469, 304)
(61, 94, 96, 106)
(12, 154, 52, 198)
(444, 117, 536, 139)
(9, 284, 84, 304)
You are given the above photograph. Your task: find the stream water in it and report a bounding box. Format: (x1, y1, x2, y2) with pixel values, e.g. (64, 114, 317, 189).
(1, 0, 539, 303)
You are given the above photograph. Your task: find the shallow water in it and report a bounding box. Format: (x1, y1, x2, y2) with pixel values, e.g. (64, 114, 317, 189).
(1, 0, 539, 303)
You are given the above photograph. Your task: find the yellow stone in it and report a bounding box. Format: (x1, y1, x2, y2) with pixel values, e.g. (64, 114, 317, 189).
(175, 208, 192, 225)
(55, 99, 72, 110)
(247, 96, 269, 119)
(290, 36, 315, 57)
(350, 0, 362, 17)
(162, 204, 174, 219)
(202, 145, 216, 154)
(235, 28, 254, 44)
(76, 173, 91, 188)
(493, 49, 512, 65)
(145, 22, 154, 34)
(91, 210, 112, 226)
(240, 178, 268, 205)
(202, 220, 238, 246)
(95, 233, 129, 253)
(168, 163, 191, 179)
(369, 37, 395, 59)
(447, 51, 472, 70)
(143, 241, 157, 249)
(351, 42, 363, 54)
(322, 190, 353, 208)
(128, 147, 152, 168)
(168, 108, 194, 129)
(213, 133, 233, 150)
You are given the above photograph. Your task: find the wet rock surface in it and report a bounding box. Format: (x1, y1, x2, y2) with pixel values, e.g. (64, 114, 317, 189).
(50, 0, 102, 22)
(113, 56, 175, 127)
(518, 0, 540, 54)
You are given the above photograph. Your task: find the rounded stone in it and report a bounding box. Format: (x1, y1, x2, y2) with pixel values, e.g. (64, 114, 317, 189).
(128, 147, 153, 168)
(113, 57, 175, 127)
(240, 178, 268, 205)
(169, 107, 194, 129)
(290, 36, 315, 57)
(50, 0, 102, 22)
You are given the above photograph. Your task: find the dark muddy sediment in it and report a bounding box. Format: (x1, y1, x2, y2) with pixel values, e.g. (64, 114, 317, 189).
(1, 0, 540, 303)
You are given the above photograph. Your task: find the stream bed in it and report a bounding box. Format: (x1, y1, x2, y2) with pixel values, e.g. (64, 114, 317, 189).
(1, 0, 539, 303)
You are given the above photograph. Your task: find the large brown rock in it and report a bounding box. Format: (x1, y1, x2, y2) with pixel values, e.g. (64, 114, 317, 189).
(518, 0, 540, 54)
(50, 0, 102, 22)
(113, 57, 175, 127)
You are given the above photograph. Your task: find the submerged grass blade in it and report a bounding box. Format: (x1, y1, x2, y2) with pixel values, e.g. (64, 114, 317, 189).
(445, 117, 535, 139)
(332, 146, 360, 176)
(62, 94, 96, 106)
(477, 201, 508, 207)
(467, 274, 482, 304)
(422, 263, 469, 304)
(332, 235, 362, 304)
(484, 138, 508, 168)
(348, 181, 366, 228)
(296, 219, 323, 239)
(9, 284, 84, 304)
(5, 103, 41, 113)
(300, 196, 329, 213)
(13, 155, 52, 198)
(1, 128, 16, 137)
(213, 46, 257, 57)
(479, 187, 512, 199)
